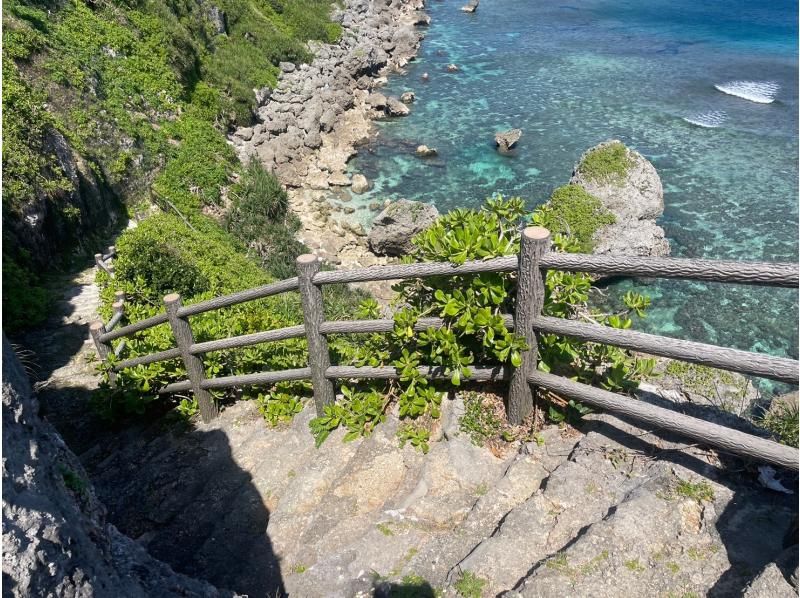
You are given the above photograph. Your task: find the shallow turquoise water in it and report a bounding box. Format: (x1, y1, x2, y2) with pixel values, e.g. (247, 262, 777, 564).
(350, 0, 799, 361)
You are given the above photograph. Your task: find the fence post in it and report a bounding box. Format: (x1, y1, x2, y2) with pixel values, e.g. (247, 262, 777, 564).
(94, 253, 104, 271)
(297, 254, 335, 415)
(507, 226, 551, 425)
(90, 321, 117, 387)
(164, 293, 218, 423)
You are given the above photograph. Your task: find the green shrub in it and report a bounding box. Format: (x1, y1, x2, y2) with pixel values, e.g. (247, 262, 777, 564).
(578, 141, 633, 185)
(535, 184, 615, 253)
(760, 399, 799, 447)
(2, 252, 52, 333)
(225, 160, 309, 280)
(310, 196, 654, 449)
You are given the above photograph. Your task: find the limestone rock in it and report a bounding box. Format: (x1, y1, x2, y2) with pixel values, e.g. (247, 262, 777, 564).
(571, 140, 671, 258)
(351, 173, 370, 194)
(461, 0, 479, 12)
(495, 128, 522, 151)
(400, 91, 416, 103)
(416, 144, 438, 157)
(386, 96, 410, 116)
(329, 172, 352, 187)
(366, 92, 388, 110)
(447, 63, 459, 72)
(368, 199, 439, 256)
(1, 337, 230, 597)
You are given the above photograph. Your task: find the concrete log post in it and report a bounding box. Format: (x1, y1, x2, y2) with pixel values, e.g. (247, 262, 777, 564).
(507, 226, 550, 425)
(164, 293, 218, 422)
(90, 322, 117, 387)
(297, 254, 335, 415)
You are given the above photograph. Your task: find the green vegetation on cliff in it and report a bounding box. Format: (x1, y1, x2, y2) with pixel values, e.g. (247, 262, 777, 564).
(535, 184, 615, 253)
(2, 0, 341, 331)
(578, 141, 633, 185)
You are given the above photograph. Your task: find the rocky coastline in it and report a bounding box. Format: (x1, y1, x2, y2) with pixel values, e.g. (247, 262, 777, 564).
(230, 0, 430, 284)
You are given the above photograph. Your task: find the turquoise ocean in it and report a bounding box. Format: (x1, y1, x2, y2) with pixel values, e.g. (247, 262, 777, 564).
(347, 0, 799, 364)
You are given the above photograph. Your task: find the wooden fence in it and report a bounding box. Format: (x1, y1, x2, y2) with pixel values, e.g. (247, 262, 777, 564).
(90, 228, 800, 469)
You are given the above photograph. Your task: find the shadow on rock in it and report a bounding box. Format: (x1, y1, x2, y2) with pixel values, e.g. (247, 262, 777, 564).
(87, 422, 286, 597)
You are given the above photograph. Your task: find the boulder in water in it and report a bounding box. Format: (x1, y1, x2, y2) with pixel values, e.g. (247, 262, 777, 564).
(446, 64, 459, 72)
(400, 91, 416, 103)
(386, 97, 410, 117)
(368, 199, 439, 256)
(416, 145, 438, 157)
(570, 139, 670, 257)
(461, 0, 479, 12)
(495, 128, 522, 152)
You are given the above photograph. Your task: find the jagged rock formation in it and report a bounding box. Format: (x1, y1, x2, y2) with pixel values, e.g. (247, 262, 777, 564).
(571, 140, 671, 258)
(495, 128, 522, 151)
(1, 336, 231, 597)
(368, 199, 439, 256)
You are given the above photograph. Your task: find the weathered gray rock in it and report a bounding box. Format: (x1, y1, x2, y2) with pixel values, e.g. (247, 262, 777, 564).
(235, 127, 254, 141)
(400, 91, 416, 103)
(447, 63, 459, 72)
(386, 96, 410, 116)
(368, 199, 439, 256)
(207, 5, 227, 35)
(329, 172, 352, 186)
(571, 140, 671, 257)
(495, 128, 522, 151)
(1, 337, 231, 597)
(416, 144, 437, 157)
(366, 92, 388, 110)
(461, 0, 479, 12)
(351, 173, 370, 194)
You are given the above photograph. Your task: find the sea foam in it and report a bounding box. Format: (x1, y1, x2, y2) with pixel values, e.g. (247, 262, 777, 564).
(714, 81, 780, 104)
(682, 110, 727, 128)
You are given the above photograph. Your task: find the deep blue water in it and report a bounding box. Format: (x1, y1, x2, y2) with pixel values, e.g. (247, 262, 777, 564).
(346, 0, 799, 363)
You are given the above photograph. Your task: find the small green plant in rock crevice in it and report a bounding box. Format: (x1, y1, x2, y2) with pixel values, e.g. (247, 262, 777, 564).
(310, 195, 654, 452)
(453, 571, 486, 598)
(759, 399, 798, 448)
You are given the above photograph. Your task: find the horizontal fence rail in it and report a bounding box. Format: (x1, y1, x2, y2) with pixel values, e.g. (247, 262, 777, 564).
(530, 370, 798, 470)
(90, 227, 799, 470)
(540, 253, 799, 288)
(533, 316, 799, 384)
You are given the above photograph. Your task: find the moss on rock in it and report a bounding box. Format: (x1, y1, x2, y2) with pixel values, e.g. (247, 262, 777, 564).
(538, 184, 616, 253)
(578, 140, 633, 185)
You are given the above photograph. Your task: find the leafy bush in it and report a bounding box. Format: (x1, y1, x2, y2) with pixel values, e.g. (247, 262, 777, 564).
(225, 160, 307, 279)
(2, 251, 52, 333)
(310, 196, 654, 450)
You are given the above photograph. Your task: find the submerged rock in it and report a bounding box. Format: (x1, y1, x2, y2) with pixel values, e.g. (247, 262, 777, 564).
(416, 144, 438, 157)
(570, 139, 671, 257)
(368, 199, 439, 255)
(495, 128, 522, 152)
(447, 63, 460, 72)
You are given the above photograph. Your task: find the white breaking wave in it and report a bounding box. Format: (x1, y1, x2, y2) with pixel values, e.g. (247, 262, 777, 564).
(714, 80, 780, 104)
(682, 110, 727, 128)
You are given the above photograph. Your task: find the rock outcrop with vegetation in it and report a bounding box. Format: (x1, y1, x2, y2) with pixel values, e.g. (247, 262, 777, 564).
(570, 140, 671, 257)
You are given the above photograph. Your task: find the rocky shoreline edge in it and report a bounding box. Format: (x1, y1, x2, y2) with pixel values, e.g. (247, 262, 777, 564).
(230, 0, 430, 287)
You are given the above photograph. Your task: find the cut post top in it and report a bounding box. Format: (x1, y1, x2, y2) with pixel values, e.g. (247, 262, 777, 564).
(297, 253, 318, 265)
(89, 321, 104, 333)
(112, 300, 124, 313)
(163, 293, 181, 304)
(523, 226, 550, 240)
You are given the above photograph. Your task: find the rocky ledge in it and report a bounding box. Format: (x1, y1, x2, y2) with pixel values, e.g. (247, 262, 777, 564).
(571, 139, 671, 258)
(2, 337, 233, 597)
(230, 0, 428, 274)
